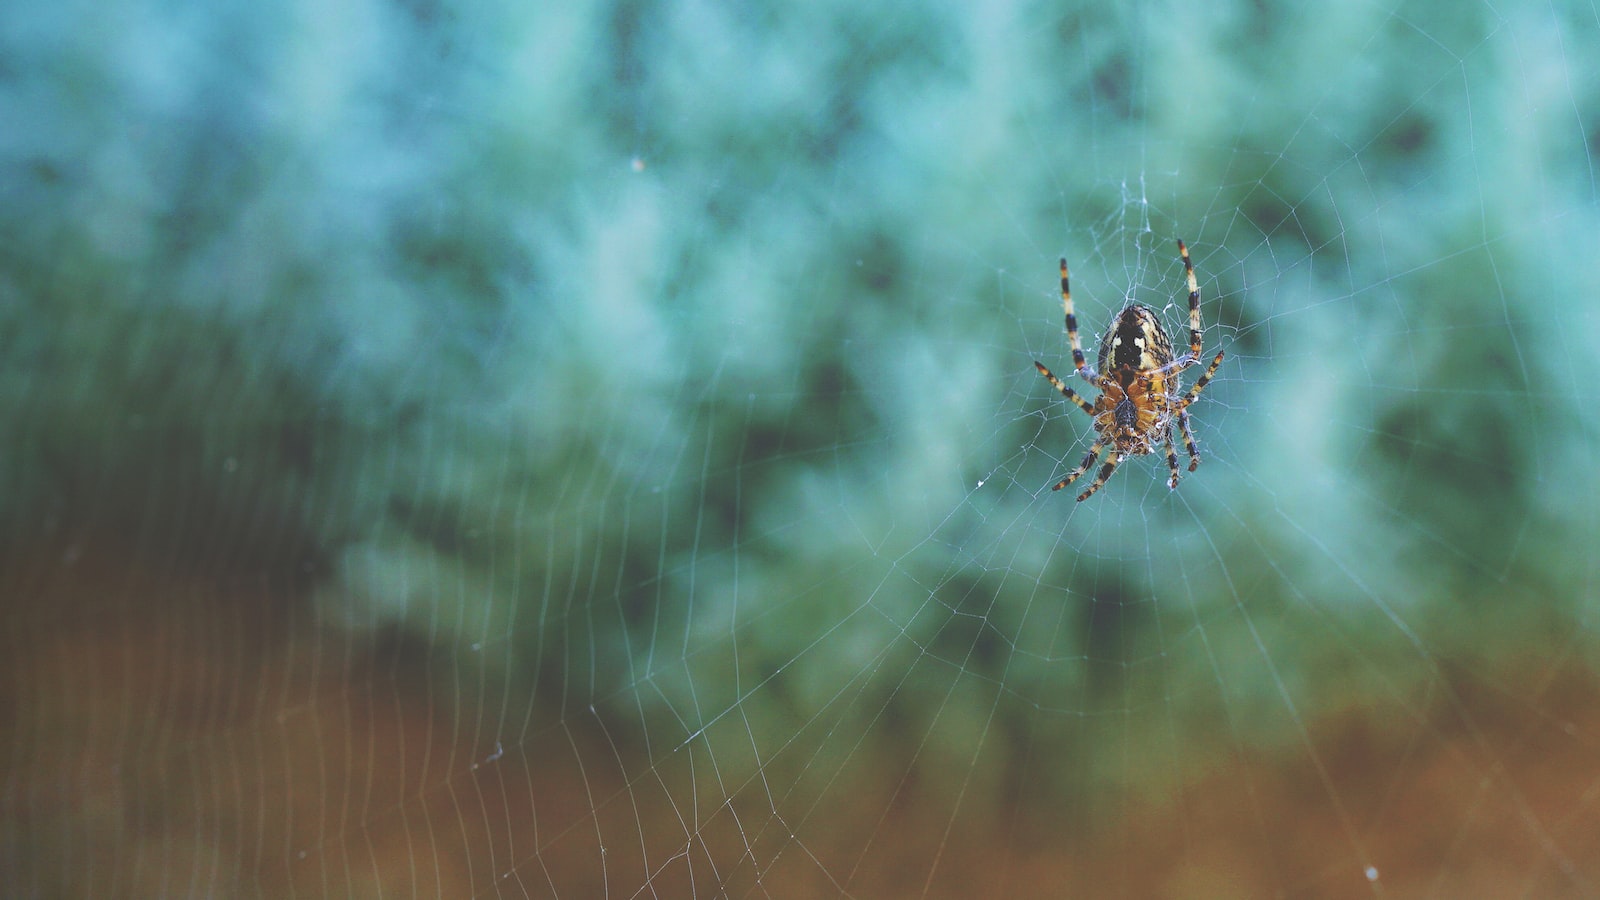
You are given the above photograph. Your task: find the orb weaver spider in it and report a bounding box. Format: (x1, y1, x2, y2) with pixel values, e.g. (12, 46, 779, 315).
(1033, 240, 1225, 501)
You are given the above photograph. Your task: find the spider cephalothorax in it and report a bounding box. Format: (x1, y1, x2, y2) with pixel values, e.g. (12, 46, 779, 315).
(1033, 240, 1225, 501)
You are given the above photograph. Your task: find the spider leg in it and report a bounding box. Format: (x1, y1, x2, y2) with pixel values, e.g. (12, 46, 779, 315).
(1177, 349, 1226, 410)
(1034, 361, 1094, 416)
(1073, 452, 1122, 502)
(1177, 409, 1200, 473)
(1051, 439, 1105, 492)
(1178, 239, 1202, 361)
(1164, 423, 1182, 489)
(1060, 258, 1098, 382)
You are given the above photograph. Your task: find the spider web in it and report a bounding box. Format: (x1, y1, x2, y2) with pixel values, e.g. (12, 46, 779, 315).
(4, 0, 1600, 897)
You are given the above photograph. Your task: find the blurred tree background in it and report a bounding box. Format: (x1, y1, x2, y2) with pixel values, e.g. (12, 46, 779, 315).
(3, 0, 1599, 896)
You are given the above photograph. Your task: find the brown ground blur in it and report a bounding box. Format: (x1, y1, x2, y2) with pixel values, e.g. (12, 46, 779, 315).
(4, 532, 1599, 899)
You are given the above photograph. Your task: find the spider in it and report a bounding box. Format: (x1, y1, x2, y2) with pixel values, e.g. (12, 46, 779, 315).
(1033, 240, 1225, 501)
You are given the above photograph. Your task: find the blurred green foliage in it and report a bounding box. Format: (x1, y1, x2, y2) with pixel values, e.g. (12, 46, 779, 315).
(2, 0, 1596, 815)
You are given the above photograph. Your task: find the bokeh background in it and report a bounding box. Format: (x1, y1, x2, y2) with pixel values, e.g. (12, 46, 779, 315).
(4, 0, 1600, 897)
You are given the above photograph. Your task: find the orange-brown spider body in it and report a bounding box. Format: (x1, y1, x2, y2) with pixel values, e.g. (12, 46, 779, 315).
(1034, 240, 1225, 501)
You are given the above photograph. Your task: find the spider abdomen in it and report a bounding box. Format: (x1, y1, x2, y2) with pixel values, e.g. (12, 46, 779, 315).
(1097, 304, 1177, 375)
